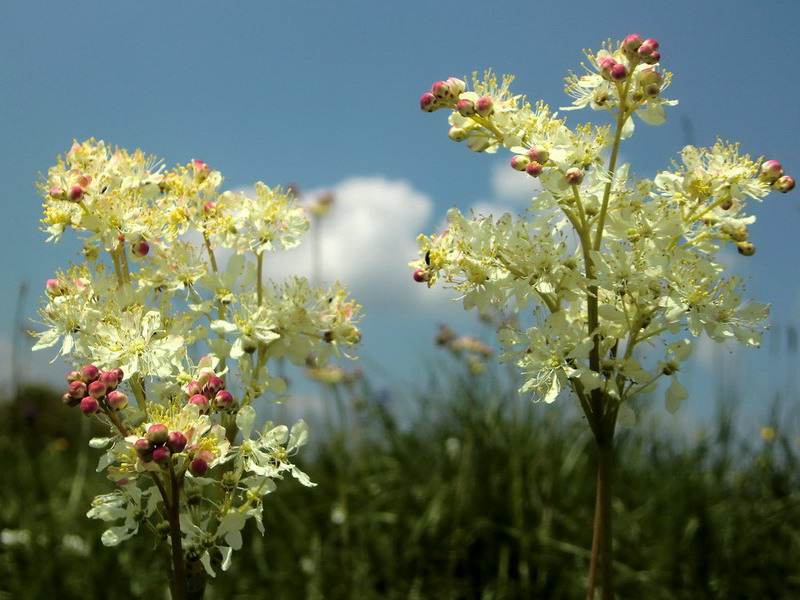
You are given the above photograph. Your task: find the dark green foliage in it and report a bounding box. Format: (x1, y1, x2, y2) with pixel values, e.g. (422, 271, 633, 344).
(1, 377, 799, 599)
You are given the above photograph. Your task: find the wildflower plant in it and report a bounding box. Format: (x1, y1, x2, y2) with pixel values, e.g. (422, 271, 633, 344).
(33, 140, 362, 600)
(412, 34, 794, 599)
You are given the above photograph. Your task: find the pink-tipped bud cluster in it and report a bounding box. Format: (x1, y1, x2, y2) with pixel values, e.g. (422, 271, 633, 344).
(62, 364, 126, 414)
(620, 34, 660, 64)
(419, 77, 466, 112)
(185, 371, 235, 413)
(598, 57, 628, 82)
(760, 160, 796, 193)
(135, 424, 188, 465)
(621, 34, 643, 59)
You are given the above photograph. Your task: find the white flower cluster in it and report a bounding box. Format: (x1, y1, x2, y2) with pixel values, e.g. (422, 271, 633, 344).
(414, 35, 793, 421)
(34, 140, 363, 578)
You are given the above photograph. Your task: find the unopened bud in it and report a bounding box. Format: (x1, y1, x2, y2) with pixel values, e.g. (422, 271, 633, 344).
(111, 367, 124, 382)
(68, 380, 87, 399)
(448, 127, 469, 142)
(152, 446, 171, 465)
(134, 438, 152, 457)
(131, 239, 150, 258)
(214, 390, 235, 411)
(192, 159, 210, 182)
(187, 381, 203, 396)
(775, 175, 795, 193)
(197, 368, 216, 385)
(88, 380, 107, 399)
(737, 241, 756, 256)
(610, 63, 628, 81)
(81, 365, 100, 382)
(66, 370, 82, 384)
(456, 99, 476, 117)
(146, 423, 169, 446)
(565, 168, 584, 185)
(621, 34, 643, 59)
(49, 187, 66, 200)
(510, 155, 529, 171)
(205, 376, 225, 395)
(75, 174, 92, 188)
(99, 371, 118, 391)
(598, 57, 618, 80)
(420, 92, 439, 112)
(166, 431, 187, 453)
(68, 185, 84, 201)
(79, 396, 99, 416)
(525, 161, 543, 178)
(646, 51, 661, 65)
(189, 458, 209, 477)
(639, 69, 662, 88)
(475, 96, 494, 117)
(638, 38, 659, 57)
(527, 146, 549, 164)
(188, 394, 210, 413)
(431, 80, 453, 100)
(106, 390, 128, 411)
(760, 160, 784, 183)
(446, 77, 466, 95)
(413, 268, 430, 283)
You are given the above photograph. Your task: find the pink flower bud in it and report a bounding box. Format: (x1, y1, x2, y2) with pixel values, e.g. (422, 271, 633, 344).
(413, 268, 430, 283)
(431, 80, 453, 100)
(214, 390, 234, 411)
(205, 376, 225, 395)
(152, 446, 171, 465)
(527, 146, 550, 164)
(510, 155, 530, 171)
(81, 365, 100, 382)
(99, 371, 118, 391)
(68, 380, 87, 399)
(79, 396, 99, 416)
(760, 160, 784, 183)
(420, 92, 439, 112)
(598, 57, 618, 81)
(49, 187, 66, 200)
(131, 239, 150, 258)
(187, 381, 203, 396)
(565, 168, 585, 185)
(645, 51, 661, 65)
(775, 175, 795, 193)
(189, 458, 208, 477)
(621, 34, 643, 58)
(68, 185, 84, 201)
(475, 96, 494, 117)
(456, 99, 476, 117)
(46, 279, 65, 296)
(62, 392, 81, 408)
(106, 390, 128, 411)
(610, 63, 628, 81)
(188, 394, 210, 413)
(203, 201, 215, 214)
(146, 423, 169, 445)
(111, 367, 124, 382)
(66, 370, 82, 384)
(525, 161, 543, 178)
(88, 380, 107, 399)
(638, 39, 659, 58)
(167, 431, 187, 453)
(197, 369, 216, 386)
(134, 438, 152, 456)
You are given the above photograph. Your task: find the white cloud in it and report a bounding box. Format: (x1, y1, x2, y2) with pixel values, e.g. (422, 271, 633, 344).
(263, 176, 457, 314)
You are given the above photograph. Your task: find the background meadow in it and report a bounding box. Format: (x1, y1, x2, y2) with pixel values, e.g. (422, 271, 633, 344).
(2, 1, 800, 597)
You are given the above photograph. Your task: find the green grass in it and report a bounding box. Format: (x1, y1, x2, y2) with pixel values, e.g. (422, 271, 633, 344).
(2, 374, 799, 599)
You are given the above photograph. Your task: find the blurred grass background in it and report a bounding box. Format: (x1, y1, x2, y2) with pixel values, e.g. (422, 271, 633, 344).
(2, 366, 799, 600)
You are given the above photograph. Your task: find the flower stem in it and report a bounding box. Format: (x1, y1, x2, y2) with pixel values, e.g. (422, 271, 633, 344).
(586, 411, 617, 600)
(168, 465, 188, 600)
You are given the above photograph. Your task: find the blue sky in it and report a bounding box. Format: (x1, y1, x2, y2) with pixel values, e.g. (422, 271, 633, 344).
(2, 1, 799, 429)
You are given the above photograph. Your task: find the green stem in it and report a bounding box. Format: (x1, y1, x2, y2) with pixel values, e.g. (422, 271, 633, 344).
(167, 464, 188, 600)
